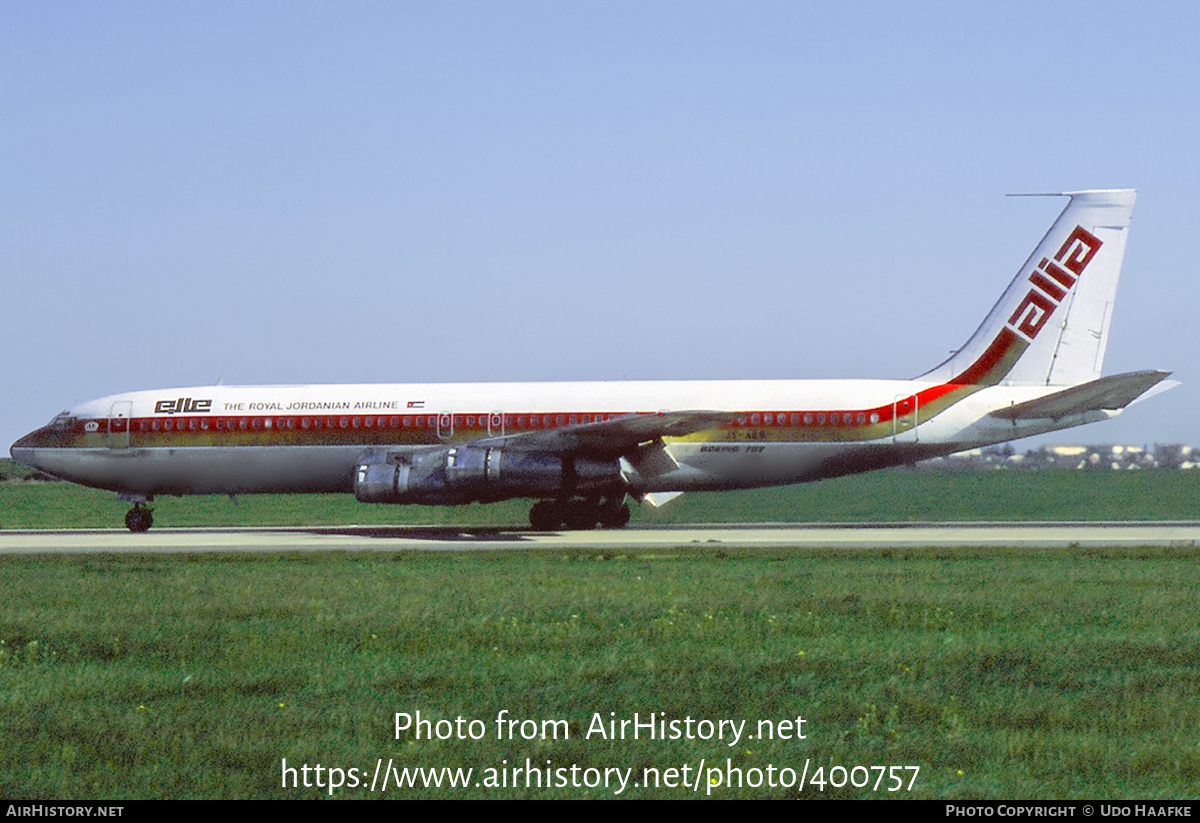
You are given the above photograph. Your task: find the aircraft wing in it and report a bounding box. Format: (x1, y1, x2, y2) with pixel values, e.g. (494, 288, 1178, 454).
(988, 370, 1174, 421)
(473, 410, 739, 456)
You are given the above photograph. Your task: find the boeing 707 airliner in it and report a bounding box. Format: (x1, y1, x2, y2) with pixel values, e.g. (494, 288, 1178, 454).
(11, 189, 1171, 531)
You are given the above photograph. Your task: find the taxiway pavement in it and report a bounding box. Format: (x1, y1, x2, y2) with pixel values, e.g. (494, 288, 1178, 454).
(1, 522, 1198, 554)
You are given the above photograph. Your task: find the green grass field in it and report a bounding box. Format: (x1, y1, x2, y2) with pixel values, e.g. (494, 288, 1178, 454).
(5, 468, 1200, 529)
(2, 548, 1198, 799)
(2, 470, 1199, 799)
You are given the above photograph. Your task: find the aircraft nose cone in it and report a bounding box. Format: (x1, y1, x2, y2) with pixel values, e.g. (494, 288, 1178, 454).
(12, 432, 32, 457)
(11, 428, 50, 469)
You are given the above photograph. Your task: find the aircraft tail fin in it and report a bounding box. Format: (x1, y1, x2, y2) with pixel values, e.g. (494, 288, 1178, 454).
(921, 189, 1135, 387)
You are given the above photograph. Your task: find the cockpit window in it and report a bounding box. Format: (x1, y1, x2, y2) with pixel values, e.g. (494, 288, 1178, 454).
(50, 412, 75, 432)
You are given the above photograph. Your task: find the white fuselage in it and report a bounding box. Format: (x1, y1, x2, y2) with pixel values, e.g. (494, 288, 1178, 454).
(10, 378, 1105, 498)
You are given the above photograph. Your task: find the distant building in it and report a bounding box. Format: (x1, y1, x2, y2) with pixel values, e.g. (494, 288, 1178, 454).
(920, 443, 1197, 471)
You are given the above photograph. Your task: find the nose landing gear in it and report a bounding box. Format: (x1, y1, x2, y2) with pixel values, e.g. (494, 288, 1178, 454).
(123, 503, 153, 532)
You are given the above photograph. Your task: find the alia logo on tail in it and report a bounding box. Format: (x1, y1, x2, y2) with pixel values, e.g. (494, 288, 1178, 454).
(1007, 225, 1103, 342)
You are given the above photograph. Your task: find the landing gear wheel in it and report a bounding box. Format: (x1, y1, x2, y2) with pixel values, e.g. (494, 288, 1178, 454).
(529, 501, 562, 531)
(530, 498, 623, 531)
(564, 500, 598, 531)
(598, 501, 631, 529)
(124, 506, 153, 533)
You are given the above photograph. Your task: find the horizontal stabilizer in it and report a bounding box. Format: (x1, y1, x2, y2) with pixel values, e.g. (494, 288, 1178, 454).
(988, 370, 1173, 420)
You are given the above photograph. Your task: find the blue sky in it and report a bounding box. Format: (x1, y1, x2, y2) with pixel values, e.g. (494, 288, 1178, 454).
(4, 2, 1197, 450)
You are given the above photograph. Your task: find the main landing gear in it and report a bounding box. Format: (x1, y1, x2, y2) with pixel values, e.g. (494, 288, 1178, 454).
(529, 496, 631, 531)
(124, 503, 153, 533)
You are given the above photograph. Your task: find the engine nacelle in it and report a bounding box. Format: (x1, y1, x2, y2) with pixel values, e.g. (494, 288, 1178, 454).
(353, 447, 622, 504)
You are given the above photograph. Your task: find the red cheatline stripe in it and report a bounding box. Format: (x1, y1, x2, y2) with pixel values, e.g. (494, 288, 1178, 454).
(949, 327, 1021, 386)
(84, 323, 1032, 447)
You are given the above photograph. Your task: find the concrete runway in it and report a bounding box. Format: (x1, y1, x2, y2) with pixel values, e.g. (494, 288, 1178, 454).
(2, 522, 1200, 554)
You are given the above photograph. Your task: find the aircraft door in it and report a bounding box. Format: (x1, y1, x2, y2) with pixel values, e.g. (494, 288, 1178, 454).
(892, 394, 919, 443)
(107, 400, 132, 449)
(487, 412, 504, 437)
(437, 412, 454, 440)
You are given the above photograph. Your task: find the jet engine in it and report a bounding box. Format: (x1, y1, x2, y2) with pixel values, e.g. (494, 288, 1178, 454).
(353, 447, 622, 505)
